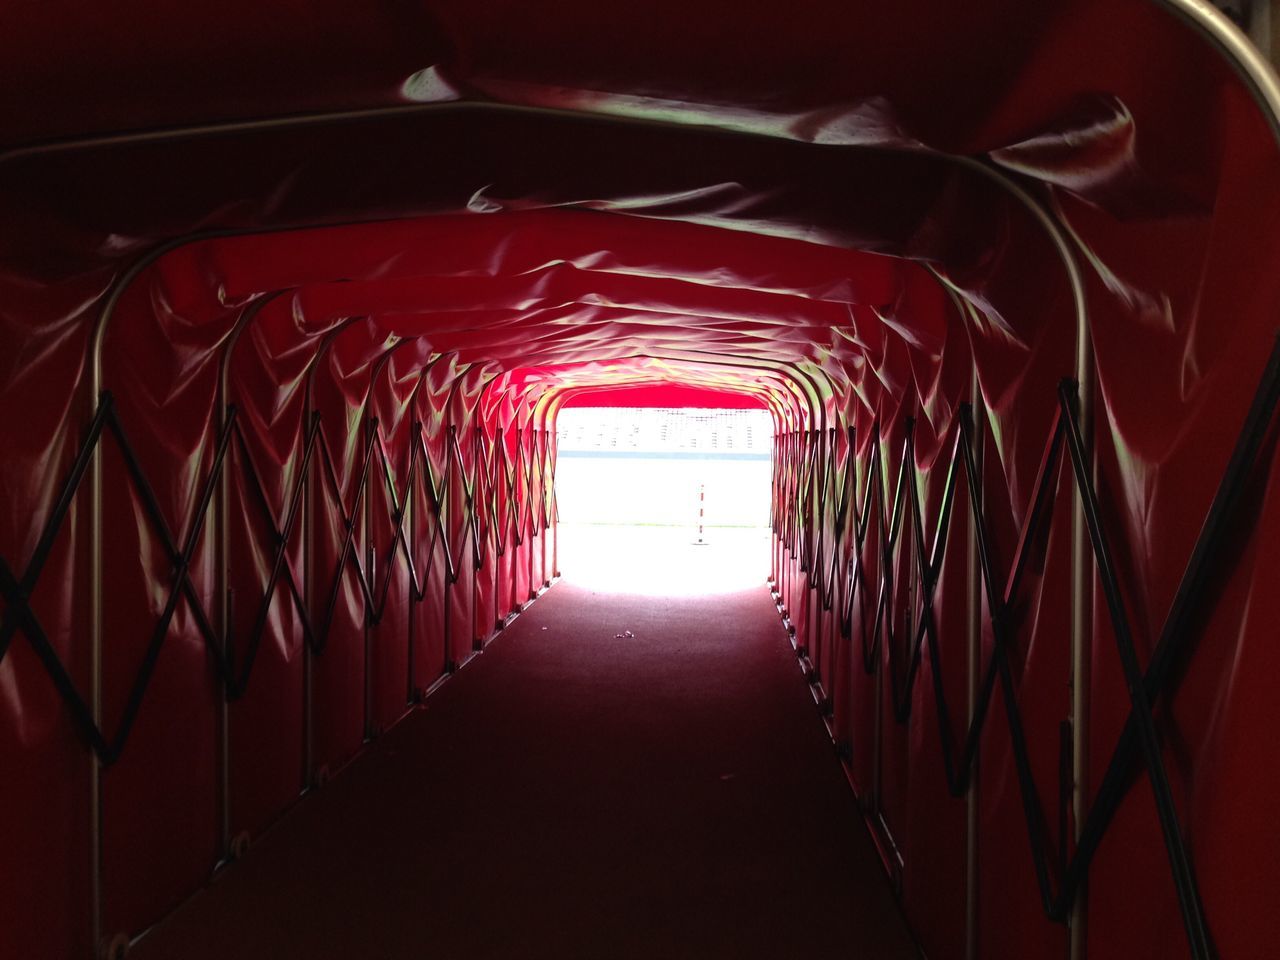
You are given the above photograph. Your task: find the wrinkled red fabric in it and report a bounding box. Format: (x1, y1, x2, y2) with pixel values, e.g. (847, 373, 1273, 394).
(2, 3, 1279, 959)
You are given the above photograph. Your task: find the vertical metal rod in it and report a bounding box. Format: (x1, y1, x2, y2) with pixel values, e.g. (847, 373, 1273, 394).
(905, 429, 917, 686)
(494, 501, 501, 627)
(772, 428, 778, 588)
(537, 428, 545, 585)
(509, 427, 518, 620)
(550, 425, 560, 580)
(445, 424, 455, 672)
(526, 426, 534, 600)
(786, 431, 794, 612)
(472, 521, 480, 648)
(782, 431, 790, 606)
(871, 431, 883, 815)
(443, 563, 453, 674)
(946, 162, 1093, 953)
(784, 432, 793, 616)
(364, 416, 374, 740)
(215, 382, 232, 862)
(808, 429, 819, 665)
(1069, 302, 1095, 960)
(776, 446, 784, 601)
(214, 302, 268, 858)
(769, 431, 778, 588)
(88, 325, 105, 958)
(407, 430, 417, 698)
(538, 429, 548, 586)
(965, 365, 985, 960)
(526, 427, 535, 601)
(302, 412, 315, 789)
(491, 432, 500, 629)
(823, 428, 834, 684)
(471, 433, 481, 651)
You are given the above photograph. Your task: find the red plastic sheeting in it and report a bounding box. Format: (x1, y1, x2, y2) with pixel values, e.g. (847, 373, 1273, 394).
(2, 3, 1280, 959)
(562, 385, 765, 409)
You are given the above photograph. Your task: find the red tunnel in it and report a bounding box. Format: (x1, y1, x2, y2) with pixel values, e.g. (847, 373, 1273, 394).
(3, 3, 1280, 958)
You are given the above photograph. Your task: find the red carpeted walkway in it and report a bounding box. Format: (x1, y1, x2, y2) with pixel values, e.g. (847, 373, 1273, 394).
(130, 580, 918, 959)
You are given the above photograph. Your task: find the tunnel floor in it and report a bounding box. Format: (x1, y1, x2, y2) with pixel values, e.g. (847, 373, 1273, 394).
(129, 574, 918, 959)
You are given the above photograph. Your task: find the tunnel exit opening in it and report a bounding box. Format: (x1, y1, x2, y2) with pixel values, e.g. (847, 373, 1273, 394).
(554, 404, 773, 596)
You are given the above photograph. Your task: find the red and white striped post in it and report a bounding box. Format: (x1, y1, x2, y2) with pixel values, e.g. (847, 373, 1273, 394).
(693, 482, 707, 545)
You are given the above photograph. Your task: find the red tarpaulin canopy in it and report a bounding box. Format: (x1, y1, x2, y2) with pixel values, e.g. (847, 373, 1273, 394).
(2, 3, 1279, 958)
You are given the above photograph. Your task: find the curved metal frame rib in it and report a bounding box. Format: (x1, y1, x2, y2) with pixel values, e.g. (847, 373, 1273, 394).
(64, 5, 1280, 950)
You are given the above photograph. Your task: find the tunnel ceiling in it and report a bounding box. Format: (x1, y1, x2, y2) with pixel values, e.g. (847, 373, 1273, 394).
(4, 0, 1275, 438)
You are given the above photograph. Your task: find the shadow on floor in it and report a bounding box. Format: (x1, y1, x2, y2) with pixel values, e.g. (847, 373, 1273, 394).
(130, 571, 918, 959)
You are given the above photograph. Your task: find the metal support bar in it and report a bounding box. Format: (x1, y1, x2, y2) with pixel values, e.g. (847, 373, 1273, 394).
(772, 332, 1280, 958)
(965, 370, 984, 960)
(1069, 298, 1095, 960)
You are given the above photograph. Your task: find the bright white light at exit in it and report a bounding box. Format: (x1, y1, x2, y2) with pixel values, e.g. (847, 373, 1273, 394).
(554, 407, 773, 596)
(556, 525, 772, 597)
